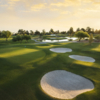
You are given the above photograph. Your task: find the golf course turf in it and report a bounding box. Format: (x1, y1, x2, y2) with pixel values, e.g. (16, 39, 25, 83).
(0, 38, 100, 100)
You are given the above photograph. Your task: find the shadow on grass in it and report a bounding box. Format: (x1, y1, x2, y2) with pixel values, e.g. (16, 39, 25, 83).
(0, 42, 100, 100)
(0, 52, 100, 100)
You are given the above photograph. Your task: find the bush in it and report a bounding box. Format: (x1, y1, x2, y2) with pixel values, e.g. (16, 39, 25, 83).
(16, 35, 21, 41)
(75, 31, 89, 41)
(85, 39, 88, 41)
(12, 37, 17, 42)
(12, 35, 31, 43)
(23, 35, 31, 42)
(94, 35, 100, 41)
(12, 35, 24, 43)
(68, 39, 73, 41)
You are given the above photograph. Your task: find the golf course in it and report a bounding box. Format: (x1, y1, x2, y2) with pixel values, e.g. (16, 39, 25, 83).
(0, 36, 100, 100)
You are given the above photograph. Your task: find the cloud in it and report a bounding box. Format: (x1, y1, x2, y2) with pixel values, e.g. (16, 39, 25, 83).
(7, 0, 20, 10)
(1, 0, 100, 32)
(31, 3, 47, 11)
(50, 0, 81, 7)
(9, 0, 20, 1)
(51, 2, 68, 7)
(0, 4, 8, 7)
(50, 8, 59, 11)
(79, 8, 100, 12)
(60, 11, 69, 14)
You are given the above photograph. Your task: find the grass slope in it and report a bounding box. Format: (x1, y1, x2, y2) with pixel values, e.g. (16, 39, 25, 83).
(0, 38, 100, 100)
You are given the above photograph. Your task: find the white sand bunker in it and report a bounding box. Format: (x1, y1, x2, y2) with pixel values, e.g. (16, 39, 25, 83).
(50, 48, 72, 53)
(69, 55, 95, 62)
(40, 70, 94, 99)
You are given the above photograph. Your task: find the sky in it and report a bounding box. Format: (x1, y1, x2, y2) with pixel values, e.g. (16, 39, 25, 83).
(0, 0, 100, 33)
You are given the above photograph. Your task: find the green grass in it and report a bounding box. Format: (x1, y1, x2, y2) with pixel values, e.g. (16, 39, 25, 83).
(0, 38, 100, 100)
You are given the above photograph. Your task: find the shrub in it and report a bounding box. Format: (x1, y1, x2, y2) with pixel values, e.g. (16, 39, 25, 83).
(12, 35, 24, 43)
(24, 35, 31, 42)
(16, 35, 21, 41)
(12, 37, 17, 42)
(85, 39, 88, 41)
(12, 35, 31, 43)
(68, 39, 73, 41)
(94, 35, 100, 41)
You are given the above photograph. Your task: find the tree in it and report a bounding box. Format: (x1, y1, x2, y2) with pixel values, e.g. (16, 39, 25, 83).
(25, 31, 29, 35)
(2, 30, 12, 41)
(12, 37, 17, 42)
(61, 31, 66, 34)
(0, 31, 2, 37)
(30, 30, 34, 35)
(89, 33, 93, 45)
(76, 28, 81, 32)
(56, 30, 59, 34)
(94, 29, 100, 34)
(66, 31, 70, 35)
(16, 35, 21, 41)
(42, 29, 46, 35)
(81, 28, 86, 32)
(94, 35, 100, 41)
(24, 35, 31, 42)
(49, 32, 53, 34)
(12, 35, 27, 43)
(86, 27, 91, 34)
(75, 31, 89, 41)
(16, 35, 24, 43)
(49, 28, 54, 34)
(69, 27, 74, 37)
(35, 30, 40, 35)
(90, 28, 94, 34)
(18, 29, 26, 35)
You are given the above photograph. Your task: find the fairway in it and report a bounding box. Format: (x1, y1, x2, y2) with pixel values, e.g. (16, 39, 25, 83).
(0, 41, 100, 100)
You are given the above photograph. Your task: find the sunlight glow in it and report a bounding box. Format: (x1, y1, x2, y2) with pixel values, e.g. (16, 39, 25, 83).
(0, 48, 38, 58)
(0, 0, 100, 32)
(91, 45, 100, 52)
(73, 60, 93, 67)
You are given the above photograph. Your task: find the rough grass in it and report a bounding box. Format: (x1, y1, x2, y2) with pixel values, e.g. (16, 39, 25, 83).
(0, 38, 100, 100)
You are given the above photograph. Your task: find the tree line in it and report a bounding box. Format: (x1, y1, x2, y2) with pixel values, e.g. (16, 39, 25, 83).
(0, 26, 100, 42)
(15, 27, 100, 35)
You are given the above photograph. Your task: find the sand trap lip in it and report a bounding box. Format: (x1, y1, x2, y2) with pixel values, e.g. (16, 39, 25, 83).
(69, 55, 95, 62)
(40, 70, 94, 99)
(50, 48, 72, 53)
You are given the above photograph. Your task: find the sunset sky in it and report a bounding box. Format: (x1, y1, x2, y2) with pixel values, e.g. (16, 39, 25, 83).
(0, 0, 100, 33)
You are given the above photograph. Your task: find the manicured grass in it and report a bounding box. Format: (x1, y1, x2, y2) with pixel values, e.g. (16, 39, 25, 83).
(0, 39, 100, 100)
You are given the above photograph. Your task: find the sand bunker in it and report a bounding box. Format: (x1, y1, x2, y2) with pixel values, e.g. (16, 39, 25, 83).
(50, 48, 72, 53)
(40, 70, 94, 99)
(69, 55, 95, 62)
